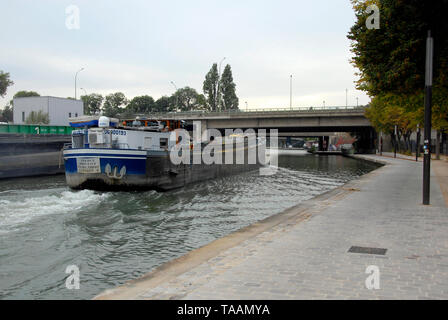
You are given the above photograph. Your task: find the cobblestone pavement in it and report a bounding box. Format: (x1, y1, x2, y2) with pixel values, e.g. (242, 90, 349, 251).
(97, 155, 448, 300)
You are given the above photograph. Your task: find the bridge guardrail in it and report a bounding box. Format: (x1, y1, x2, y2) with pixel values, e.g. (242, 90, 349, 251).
(123, 105, 366, 119)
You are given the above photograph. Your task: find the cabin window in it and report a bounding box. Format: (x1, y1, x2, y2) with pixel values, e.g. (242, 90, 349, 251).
(75, 113, 78, 117)
(69, 112, 72, 118)
(144, 137, 153, 150)
(22, 112, 25, 122)
(72, 134, 84, 148)
(160, 138, 168, 149)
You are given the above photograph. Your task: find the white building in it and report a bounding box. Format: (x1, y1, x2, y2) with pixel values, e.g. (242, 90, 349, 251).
(13, 96, 83, 126)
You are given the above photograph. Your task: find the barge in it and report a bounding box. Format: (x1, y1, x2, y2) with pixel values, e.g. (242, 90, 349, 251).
(63, 116, 264, 191)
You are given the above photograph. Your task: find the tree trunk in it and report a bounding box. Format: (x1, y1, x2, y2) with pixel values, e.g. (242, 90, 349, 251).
(436, 130, 441, 160)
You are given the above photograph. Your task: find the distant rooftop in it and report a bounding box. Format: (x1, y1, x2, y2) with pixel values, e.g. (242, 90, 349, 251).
(13, 96, 82, 101)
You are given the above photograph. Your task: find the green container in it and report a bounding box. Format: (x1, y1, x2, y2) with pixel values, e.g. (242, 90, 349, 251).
(8, 125, 19, 133)
(32, 126, 41, 135)
(18, 125, 27, 134)
(0, 124, 73, 135)
(40, 126, 50, 134)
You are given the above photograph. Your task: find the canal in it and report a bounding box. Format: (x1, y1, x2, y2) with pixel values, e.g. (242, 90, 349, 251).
(0, 152, 380, 299)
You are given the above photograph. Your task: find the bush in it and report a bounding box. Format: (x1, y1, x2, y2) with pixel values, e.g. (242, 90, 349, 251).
(25, 110, 49, 124)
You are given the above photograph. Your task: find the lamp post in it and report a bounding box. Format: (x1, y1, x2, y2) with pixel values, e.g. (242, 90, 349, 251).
(290, 75, 292, 110)
(245, 101, 248, 112)
(74, 67, 84, 100)
(80, 87, 87, 96)
(356, 97, 359, 107)
(423, 30, 434, 205)
(394, 125, 397, 158)
(170, 81, 178, 111)
(345, 88, 348, 108)
(416, 123, 421, 162)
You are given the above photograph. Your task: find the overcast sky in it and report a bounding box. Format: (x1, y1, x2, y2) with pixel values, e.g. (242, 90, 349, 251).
(0, 0, 369, 109)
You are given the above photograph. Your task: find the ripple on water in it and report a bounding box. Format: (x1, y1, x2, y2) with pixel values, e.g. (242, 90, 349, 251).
(0, 189, 110, 235)
(0, 154, 380, 299)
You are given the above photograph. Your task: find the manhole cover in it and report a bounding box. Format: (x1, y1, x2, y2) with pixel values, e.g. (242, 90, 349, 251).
(348, 246, 387, 255)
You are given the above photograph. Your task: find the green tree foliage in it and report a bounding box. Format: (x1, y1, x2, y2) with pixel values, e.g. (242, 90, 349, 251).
(25, 110, 49, 125)
(203, 63, 219, 111)
(81, 93, 103, 115)
(219, 65, 239, 110)
(0, 71, 14, 97)
(126, 95, 155, 114)
(348, 0, 448, 151)
(172, 87, 205, 111)
(1, 105, 13, 122)
(154, 96, 175, 112)
(13, 91, 40, 98)
(102, 92, 128, 117)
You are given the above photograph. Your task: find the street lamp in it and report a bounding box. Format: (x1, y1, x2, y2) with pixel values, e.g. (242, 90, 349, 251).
(245, 101, 248, 112)
(75, 67, 84, 100)
(290, 75, 293, 110)
(356, 97, 359, 107)
(170, 81, 178, 111)
(345, 88, 348, 108)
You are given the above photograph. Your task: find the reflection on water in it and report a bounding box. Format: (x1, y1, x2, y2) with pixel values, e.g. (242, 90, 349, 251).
(0, 152, 380, 299)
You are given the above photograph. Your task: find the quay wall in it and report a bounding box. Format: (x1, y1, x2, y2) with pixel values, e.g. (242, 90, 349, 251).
(0, 133, 70, 179)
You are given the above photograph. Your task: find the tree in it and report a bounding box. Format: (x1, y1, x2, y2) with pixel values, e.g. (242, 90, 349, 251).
(219, 64, 239, 110)
(102, 92, 128, 117)
(154, 96, 175, 112)
(126, 95, 155, 114)
(348, 0, 448, 154)
(13, 91, 40, 98)
(172, 87, 204, 111)
(1, 105, 13, 122)
(203, 63, 219, 111)
(25, 110, 49, 124)
(0, 71, 14, 97)
(81, 93, 103, 115)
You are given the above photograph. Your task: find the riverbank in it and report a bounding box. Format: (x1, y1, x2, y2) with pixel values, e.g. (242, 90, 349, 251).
(95, 154, 448, 300)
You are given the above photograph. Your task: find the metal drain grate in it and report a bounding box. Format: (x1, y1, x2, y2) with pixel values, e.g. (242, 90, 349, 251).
(348, 246, 387, 255)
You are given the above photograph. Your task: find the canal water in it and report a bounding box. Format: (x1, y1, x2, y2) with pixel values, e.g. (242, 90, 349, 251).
(0, 152, 380, 299)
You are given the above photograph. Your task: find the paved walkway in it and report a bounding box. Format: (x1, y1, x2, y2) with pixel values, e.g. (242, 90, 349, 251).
(96, 155, 448, 300)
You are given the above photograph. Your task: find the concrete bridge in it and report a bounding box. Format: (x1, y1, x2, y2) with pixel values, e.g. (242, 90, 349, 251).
(144, 106, 370, 134)
(139, 106, 375, 152)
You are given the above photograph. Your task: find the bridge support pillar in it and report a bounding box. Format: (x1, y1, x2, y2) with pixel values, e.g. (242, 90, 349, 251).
(318, 136, 324, 151)
(318, 136, 330, 151)
(324, 136, 329, 151)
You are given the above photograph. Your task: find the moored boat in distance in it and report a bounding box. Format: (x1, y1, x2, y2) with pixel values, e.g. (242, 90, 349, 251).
(63, 116, 264, 191)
